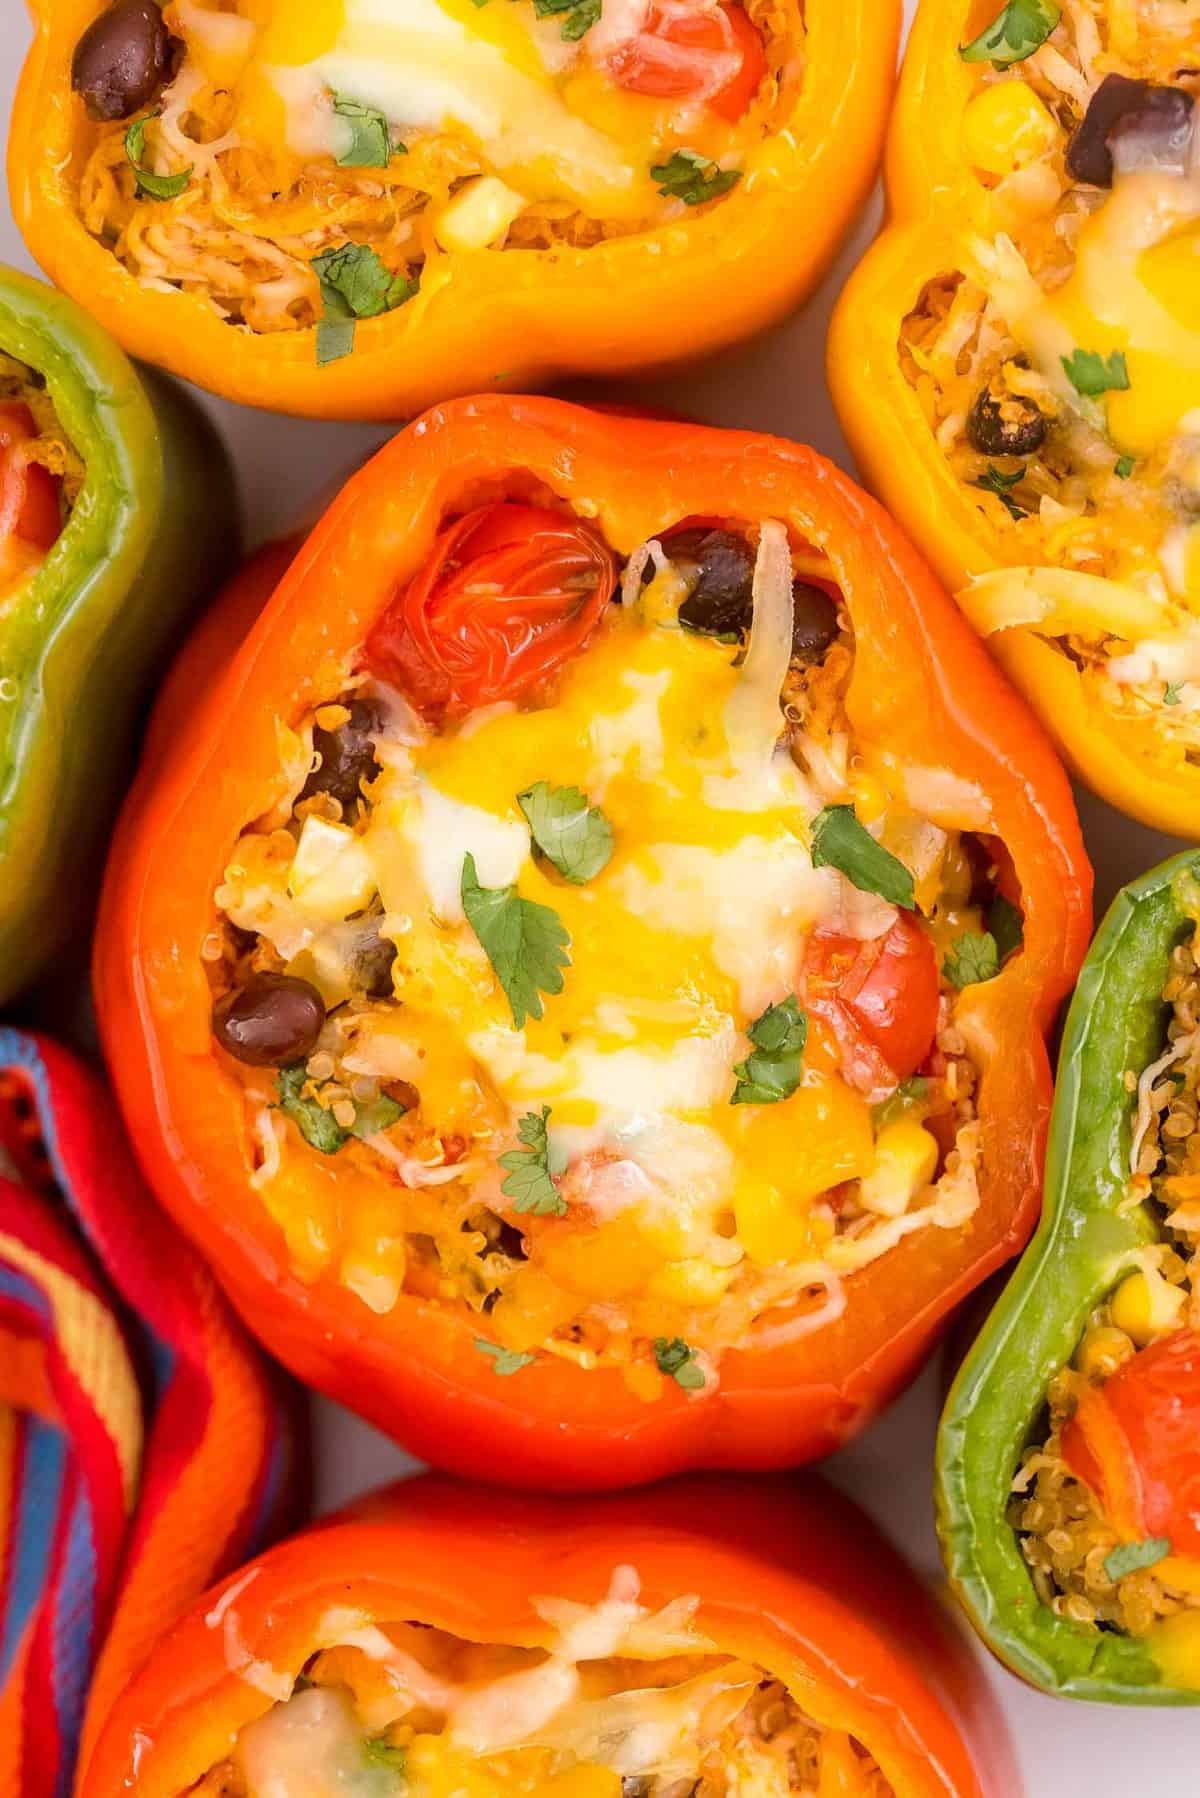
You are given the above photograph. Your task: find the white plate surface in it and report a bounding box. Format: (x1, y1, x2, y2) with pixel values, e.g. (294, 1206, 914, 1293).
(2, 5, 1197, 1791)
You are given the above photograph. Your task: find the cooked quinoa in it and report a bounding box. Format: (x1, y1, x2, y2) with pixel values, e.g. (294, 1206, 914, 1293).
(1011, 925, 1200, 1635)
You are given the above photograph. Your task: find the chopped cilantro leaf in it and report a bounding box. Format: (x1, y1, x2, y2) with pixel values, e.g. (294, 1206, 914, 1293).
(651, 149, 741, 206)
(349, 1093, 407, 1139)
(532, 0, 601, 37)
(1114, 455, 1135, 479)
(461, 852, 570, 1028)
(1061, 348, 1130, 398)
(499, 1106, 568, 1216)
(474, 1338, 536, 1376)
(960, 0, 1061, 66)
(362, 1737, 408, 1775)
(986, 894, 1024, 963)
(811, 805, 916, 910)
(125, 115, 192, 200)
(944, 931, 1001, 989)
(653, 1336, 705, 1390)
(518, 781, 613, 884)
(731, 995, 808, 1105)
(333, 95, 394, 168)
(277, 1065, 347, 1155)
(1103, 1537, 1171, 1582)
(311, 243, 419, 365)
(1165, 682, 1185, 706)
(975, 464, 1028, 521)
(872, 1076, 930, 1131)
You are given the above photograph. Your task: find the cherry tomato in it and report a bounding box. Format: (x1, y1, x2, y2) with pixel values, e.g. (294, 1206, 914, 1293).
(0, 402, 61, 559)
(1061, 1328, 1200, 1557)
(804, 913, 941, 1095)
(607, 2, 766, 122)
(365, 502, 617, 720)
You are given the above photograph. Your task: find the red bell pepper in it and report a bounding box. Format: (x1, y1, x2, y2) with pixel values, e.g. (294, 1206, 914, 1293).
(94, 395, 1091, 1487)
(79, 1473, 1018, 1798)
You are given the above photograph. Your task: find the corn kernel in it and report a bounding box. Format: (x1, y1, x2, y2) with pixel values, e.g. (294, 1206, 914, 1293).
(1075, 1323, 1135, 1380)
(1110, 1267, 1186, 1347)
(962, 81, 1058, 178)
(435, 177, 526, 252)
(859, 1119, 939, 1219)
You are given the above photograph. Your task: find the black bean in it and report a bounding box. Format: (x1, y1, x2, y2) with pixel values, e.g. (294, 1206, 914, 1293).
(212, 974, 325, 1067)
(1067, 75, 1195, 188)
(301, 698, 382, 810)
(968, 377, 1047, 458)
(72, 1, 172, 121)
(668, 527, 757, 639)
(791, 582, 839, 661)
(352, 925, 397, 998)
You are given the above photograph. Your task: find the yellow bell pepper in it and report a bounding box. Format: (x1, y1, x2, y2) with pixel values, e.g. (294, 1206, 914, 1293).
(11, 0, 899, 419)
(829, 0, 1200, 836)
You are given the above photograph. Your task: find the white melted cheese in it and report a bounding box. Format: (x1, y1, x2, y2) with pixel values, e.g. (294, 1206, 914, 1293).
(614, 838, 836, 1018)
(403, 777, 530, 923)
(263, 0, 640, 208)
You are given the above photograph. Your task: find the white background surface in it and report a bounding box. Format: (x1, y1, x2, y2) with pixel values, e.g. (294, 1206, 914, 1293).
(4, 3, 1199, 1791)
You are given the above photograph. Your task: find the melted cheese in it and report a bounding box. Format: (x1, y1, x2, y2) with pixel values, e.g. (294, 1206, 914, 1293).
(242, 0, 690, 213)
(353, 611, 878, 1264)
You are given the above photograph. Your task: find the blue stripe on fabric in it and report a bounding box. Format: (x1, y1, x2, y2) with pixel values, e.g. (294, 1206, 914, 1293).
(48, 1483, 98, 1798)
(0, 1417, 66, 1684)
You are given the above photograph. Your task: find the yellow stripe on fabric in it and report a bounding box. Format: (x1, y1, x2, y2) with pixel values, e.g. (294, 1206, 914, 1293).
(0, 1233, 142, 1510)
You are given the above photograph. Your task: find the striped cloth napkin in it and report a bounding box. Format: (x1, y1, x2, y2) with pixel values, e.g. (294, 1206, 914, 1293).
(0, 1029, 303, 1798)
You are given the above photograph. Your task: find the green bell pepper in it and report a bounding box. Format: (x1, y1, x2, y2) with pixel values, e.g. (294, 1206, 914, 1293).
(937, 850, 1200, 1704)
(0, 265, 237, 1002)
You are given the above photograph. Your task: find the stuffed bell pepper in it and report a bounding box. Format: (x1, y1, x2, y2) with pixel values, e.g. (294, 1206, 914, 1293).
(10, 0, 898, 420)
(0, 262, 235, 1004)
(829, 0, 1200, 836)
(79, 1473, 1016, 1798)
(94, 394, 1091, 1487)
(939, 850, 1200, 1704)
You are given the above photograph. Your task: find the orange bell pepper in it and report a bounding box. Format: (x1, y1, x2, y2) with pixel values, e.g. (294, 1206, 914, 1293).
(10, 0, 899, 421)
(93, 394, 1091, 1487)
(828, 0, 1200, 836)
(78, 1473, 1018, 1798)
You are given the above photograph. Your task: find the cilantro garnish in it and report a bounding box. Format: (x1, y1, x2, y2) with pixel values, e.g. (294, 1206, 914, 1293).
(312, 243, 419, 366)
(362, 1738, 408, 1775)
(960, 0, 1060, 66)
(653, 1336, 705, 1390)
(987, 894, 1024, 963)
(125, 115, 191, 200)
(518, 782, 613, 885)
(277, 1066, 348, 1155)
(1061, 348, 1130, 398)
(1114, 455, 1135, 480)
(872, 1075, 930, 1131)
(350, 1093, 407, 1139)
(731, 996, 808, 1106)
(651, 150, 741, 207)
(532, 0, 601, 38)
(461, 852, 571, 1028)
(944, 931, 1001, 989)
(474, 1338, 537, 1376)
(1165, 681, 1185, 706)
(276, 1068, 404, 1154)
(975, 464, 1028, 521)
(499, 1106, 568, 1216)
(333, 95, 395, 168)
(811, 806, 916, 910)
(1103, 1538, 1171, 1582)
